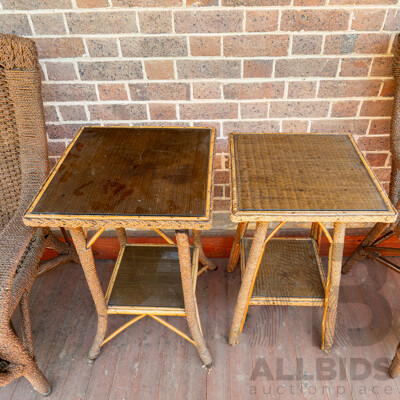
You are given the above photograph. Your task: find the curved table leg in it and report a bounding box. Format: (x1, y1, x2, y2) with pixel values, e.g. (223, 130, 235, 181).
(70, 227, 108, 362)
(175, 229, 212, 369)
(192, 229, 216, 272)
(229, 222, 269, 346)
(342, 222, 388, 274)
(389, 343, 400, 378)
(322, 222, 346, 353)
(227, 222, 248, 273)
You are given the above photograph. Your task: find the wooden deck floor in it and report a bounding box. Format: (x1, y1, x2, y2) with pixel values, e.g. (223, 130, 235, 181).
(2, 257, 400, 400)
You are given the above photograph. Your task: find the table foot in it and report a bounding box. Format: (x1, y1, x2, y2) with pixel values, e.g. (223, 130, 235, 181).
(176, 229, 212, 367)
(228, 222, 269, 346)
(192, 229, 217, 272)
(70, 228, 108, 363)
(322, 222, 346, 352)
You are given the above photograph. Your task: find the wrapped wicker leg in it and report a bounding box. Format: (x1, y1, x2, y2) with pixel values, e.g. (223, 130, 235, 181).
(192, 229, 217, 272)
(389, 343, 400, 378)
(176, 230, 212, 369)
(70, 228, 108, 362)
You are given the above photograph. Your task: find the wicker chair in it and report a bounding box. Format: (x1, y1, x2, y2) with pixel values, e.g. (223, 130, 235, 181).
(0, 34, 78, 395)
(341, 36, 400, 377)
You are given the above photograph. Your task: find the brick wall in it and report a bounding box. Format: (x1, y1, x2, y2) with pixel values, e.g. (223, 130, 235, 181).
(0, 1, 398, 212)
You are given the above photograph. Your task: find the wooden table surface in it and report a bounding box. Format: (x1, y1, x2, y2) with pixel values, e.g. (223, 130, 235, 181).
(230, 133, 396, 223)
(24, 126, 214, 229)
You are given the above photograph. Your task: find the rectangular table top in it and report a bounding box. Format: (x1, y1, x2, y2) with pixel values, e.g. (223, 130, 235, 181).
(230, 133, 396, 223)
(24, 126, 215, 229)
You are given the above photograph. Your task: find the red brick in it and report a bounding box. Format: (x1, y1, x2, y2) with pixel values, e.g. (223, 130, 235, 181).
(354, 34, 391, 54)
(243, 60, 273, 78)
(48, 141, 67, 157)
(324, 34, 359, 55)
(192, 121, 221, 137)
(340, 58, 371, 77)
(149, 104, 176, 120)
(59, 105, 87, 121)
(190, 37, 221, 56)
(351, 10, 386, 31)
(213, 199, 230, 211)
(222, 0, 289, 5)
(98, 84, 128, 101)
(45, 62, 77, 81)
(214, 170, 229, 184)
(292, 35, 322, 55)
(42, 83, 97, 102)
(331, 100, 359, 117)
(88, 104, 147, 121)
(288, 82, 317, 99)
(192, 82, 221, 99)
(275, 59, 339, 77)
(120, 37, 187, 57)
(31, 14, 66, 35)
(44, 106, 58, 122)
(369, 119, 391, 135)
(360, 100, 393, 117)
(223, 120, 280, 134)
(65, 12, 137, 34)
(310, 119, 369, 135)
(246, 10, 279, 32)
(384, 9, 400, 31)
(47, 124, 86, 140)
(215, 138, 229, 153)
(224, 82, 284, 100)
(76, 0, 109, 7)
(129, 83, 189, 101)
(78, 61, 143, 81)
(187, 0, 218, 5)
(380, 80, 395, 97)
(86, 39, 119, 58)
(145, 60, 174, 80)
(357, 135, 390, 152)
(179, 103, 238, 120)
(330, 0, 396, 4)
(370, 57, 393, 77)
(1, 0, 71, 9)
(373, 168, 391, 183)
(174, 10, 243, 33)
(282, 120, 309, 133)
(281, 10, 349, 32)
(241, 103, 269, 119)
(365, 153, 389, 167)
(269, 101, 329, 118)
(213, 185, 224, 198)
(224, 35, 289, 57)
(138, 11, 172, 34)
(293, 0, 325, 4)
(177, 60, 240, 79)
(113, 0, 182, 6)
(34, 38, 86, 59)
(318, 80, 382, 98)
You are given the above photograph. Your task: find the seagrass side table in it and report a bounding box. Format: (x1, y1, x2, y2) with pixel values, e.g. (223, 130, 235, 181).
(23, 126, 216, 369)
(227, 132, 397, 352)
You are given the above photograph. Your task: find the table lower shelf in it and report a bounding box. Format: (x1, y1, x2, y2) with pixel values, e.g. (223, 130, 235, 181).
(105, 244, 198, 316)
(241, 237, 326, 307)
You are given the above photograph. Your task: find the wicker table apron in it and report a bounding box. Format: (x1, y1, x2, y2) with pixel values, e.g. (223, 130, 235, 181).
(227, 132, 397, 352)
(24, 126, 215, 368)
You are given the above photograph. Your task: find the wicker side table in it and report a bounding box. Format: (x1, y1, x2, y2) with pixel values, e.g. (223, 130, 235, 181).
(24, 126, 216, 369)
(227, 132, 397, 352)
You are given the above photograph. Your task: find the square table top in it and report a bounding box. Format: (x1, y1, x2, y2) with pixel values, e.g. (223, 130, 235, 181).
(230, 133, 397, 223)
(24, 126, 215, 229)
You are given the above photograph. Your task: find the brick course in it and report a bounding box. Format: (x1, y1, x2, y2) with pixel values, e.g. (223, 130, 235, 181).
(1, 1, 396, 212)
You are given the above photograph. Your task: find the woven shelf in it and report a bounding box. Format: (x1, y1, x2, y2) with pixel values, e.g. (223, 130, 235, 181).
(105, 244, 198, 316)
(241, 238, 326, 307)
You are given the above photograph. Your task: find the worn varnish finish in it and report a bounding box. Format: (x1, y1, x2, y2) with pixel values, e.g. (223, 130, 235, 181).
(29, 127, 211, 218)
(3, 258, 400, 400)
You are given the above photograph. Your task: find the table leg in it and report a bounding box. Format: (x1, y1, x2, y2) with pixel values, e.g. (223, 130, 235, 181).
(192, 229, 217, 271)
(227, 222, 248, 272)
(228, 222, 269, 346)
(116, 227, 128, 246)
(69, 227, 108, 362)
(321, 222, 346, 353)
(389, 343, 400, 378)
(175, 229, 212, 369)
